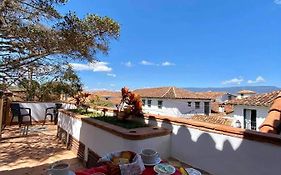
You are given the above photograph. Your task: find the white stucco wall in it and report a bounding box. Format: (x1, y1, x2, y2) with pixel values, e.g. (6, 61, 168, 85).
(231, 105, 269, 130)
(144, 118, 281, 175)
(14, 102, 76, 122)
(142, 98, 211, 117)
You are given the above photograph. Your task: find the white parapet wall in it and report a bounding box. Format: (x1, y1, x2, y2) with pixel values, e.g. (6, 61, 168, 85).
(144, 117, 281, 175)
(16, 102, 76, 122)
(58, 112, 171, 159)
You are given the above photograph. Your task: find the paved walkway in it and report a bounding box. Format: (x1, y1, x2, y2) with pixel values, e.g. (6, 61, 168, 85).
(0, 124, 84, 175)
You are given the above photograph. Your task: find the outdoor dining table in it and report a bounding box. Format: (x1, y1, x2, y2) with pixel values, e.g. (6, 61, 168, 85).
(75, 164, 182, 175)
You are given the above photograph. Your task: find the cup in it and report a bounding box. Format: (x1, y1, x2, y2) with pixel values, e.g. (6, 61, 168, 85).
(140, 148, 160, 164)
(47, 162, 70, 175)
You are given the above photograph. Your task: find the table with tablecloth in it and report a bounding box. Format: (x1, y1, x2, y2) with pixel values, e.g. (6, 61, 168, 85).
(75, 164, 182, 175)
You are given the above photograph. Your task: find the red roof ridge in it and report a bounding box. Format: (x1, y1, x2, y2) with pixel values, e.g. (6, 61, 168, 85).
(259, 92, 281, 134)
(172, 87, 177, 98)
(162, 87, 173, 98)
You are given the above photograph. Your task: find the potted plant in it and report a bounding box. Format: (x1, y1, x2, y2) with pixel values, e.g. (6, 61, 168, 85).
(116, 87, 143, 120)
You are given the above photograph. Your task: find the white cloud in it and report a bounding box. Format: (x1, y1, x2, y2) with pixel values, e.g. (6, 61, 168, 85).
(247, 76, 266, 84)
(161, 61, 175, 66)
(140, 60, 154, 66)
(107, 73, 117, 77)
(70, 62, 112, 72)
(123, 61, 133, 67)
(222, 77, 244, 85)
(274, 0, 281, 5)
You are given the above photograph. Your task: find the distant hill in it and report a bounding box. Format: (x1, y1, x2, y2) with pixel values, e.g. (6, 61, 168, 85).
(185, 86, 280, 94)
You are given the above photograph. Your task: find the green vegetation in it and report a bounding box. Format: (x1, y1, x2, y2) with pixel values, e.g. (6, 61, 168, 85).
(68, 109, 148, 129)
(92, 116, 148, 129)
(1, 0, 119, 92)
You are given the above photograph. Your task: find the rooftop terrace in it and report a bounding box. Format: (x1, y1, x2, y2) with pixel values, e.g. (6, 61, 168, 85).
(0, 101, 281, 175)
(0, 124, 83, 175)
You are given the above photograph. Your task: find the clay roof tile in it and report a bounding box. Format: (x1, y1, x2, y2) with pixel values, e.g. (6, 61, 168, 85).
(259, 92, 281, 134)
(227, 90, 281, 107)
(133, 87, 211, 100)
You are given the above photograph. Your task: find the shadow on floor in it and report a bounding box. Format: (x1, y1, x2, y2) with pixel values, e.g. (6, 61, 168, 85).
(0, 124, 84, 175)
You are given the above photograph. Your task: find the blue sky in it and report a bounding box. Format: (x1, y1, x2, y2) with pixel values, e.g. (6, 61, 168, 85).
(59, 0, 281, 91)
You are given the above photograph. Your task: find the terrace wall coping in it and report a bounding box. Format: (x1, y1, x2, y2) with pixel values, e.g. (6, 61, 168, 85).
(59, 110, 171, 140)
(60, 108, 281, 146)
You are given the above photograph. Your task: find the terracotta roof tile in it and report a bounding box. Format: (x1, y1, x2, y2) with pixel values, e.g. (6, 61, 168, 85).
(227, 90, 281, 107)
(195, 92, 227, 100)
(259, 93, 281, 134)
(211, 102, 234, 114)
(89, 91, 121, 105)
(190, 114, 233, 126)
(133, 87, 211, 100)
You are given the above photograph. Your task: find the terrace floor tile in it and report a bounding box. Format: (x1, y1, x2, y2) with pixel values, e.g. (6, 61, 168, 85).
(0, 123, 84, 175)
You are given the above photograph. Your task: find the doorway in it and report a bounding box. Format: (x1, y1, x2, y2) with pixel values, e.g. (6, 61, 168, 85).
(243, 109, 257, 130)
(204, 102, 210, 116)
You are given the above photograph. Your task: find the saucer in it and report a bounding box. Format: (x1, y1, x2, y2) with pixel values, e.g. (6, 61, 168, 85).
(143, 157, 161, 166)
(153, 163, 175, 175)
(185, 168, 201, 175)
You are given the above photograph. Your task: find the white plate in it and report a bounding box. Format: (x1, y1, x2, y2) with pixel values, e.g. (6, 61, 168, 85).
(153, 163, 176, 175)
(185, 168, 201, 175)
(143, 158, 161, 166)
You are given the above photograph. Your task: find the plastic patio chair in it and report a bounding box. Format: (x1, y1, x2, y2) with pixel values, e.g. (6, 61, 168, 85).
(43, 106, 56, 125)
(10, 103, 32, 127)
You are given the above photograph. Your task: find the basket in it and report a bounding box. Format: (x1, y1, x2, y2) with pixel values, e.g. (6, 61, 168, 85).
(98, 151, 145, 175)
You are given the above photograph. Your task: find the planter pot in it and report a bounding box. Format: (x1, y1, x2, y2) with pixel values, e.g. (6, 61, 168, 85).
(117, 111, 131, 120)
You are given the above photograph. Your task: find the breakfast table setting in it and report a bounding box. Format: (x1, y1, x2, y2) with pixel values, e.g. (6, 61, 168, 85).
(47, 148, 204, 175)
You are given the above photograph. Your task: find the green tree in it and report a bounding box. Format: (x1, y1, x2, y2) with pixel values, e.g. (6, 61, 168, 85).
(38, 66, 83, 101)
(18, 78, 40, 101)
(0, 0, 120, 85)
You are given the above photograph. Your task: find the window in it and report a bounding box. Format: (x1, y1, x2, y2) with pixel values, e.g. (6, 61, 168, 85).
(241, 94, 244, 97)
(187, 102, 192, 107)
(147, 100, 152, 107)
(158, 100, 163, 109)
(195, 102, 200, 109)
(142, 99, 146, 106)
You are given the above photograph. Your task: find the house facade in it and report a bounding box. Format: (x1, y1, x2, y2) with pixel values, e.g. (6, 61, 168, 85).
(228, 90, 281, 131)
(134, 87, 212, 117)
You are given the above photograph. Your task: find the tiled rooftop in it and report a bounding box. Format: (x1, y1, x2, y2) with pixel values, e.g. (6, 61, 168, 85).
(227, 90, 281, 107)
(134, 87, 211, 100)
(0, 124, 84, 175)
(211, 102, 234, 114)
(259, 92, 281, 134)
(195, 92, 227, 100)
(190, 114, 233, 126)
(88, 90, 122, 105)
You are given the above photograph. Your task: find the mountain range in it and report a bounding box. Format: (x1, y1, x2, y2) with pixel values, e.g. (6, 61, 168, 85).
(185, 86, 280, 94)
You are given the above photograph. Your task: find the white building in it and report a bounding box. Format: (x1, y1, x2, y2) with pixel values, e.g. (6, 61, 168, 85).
(236, 90, 256, 99)
(228, 90, 281, 131)
(134, 87, 212, 117)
